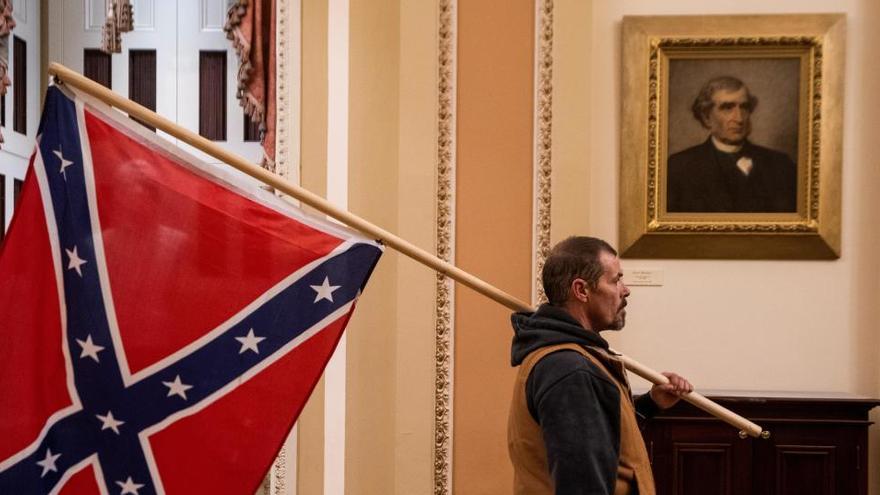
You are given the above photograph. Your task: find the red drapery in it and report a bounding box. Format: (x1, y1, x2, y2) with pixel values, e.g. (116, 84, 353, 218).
(225, 0, 276, 170)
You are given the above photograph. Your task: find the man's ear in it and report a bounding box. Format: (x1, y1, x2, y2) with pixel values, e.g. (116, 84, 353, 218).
(700, 114, 712, 129)
(571, 278, 590, 302)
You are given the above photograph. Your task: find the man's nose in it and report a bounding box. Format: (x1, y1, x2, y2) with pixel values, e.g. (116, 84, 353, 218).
(622, 283, 631, 297)
(731, 106, 745, 122)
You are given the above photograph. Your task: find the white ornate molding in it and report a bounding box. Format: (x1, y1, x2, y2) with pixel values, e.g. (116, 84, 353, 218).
(433, 0, 456, 494)
(260, 0, 300, 492)
(533, 0, 553, 305)
(273, 0, 297, 184)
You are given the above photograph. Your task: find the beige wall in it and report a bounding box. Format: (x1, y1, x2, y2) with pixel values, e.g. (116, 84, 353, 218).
(347, 0, 401, 492)
(393, 0, 439, 493)
(297, 1, 329, 493)
(345, 0, 439, 494)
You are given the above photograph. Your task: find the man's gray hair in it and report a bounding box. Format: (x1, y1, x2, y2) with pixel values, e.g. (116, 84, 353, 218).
(691, 76, 758, 128)
(542, 236, 616, 306)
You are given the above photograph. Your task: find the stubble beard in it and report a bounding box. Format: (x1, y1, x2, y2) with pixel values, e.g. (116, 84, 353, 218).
(608, 308, 627, 331)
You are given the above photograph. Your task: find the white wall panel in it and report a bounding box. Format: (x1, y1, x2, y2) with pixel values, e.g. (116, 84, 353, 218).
(133, 0, 155, 30)
(200, 0, 225, 32)
(85, 0, 104, 31)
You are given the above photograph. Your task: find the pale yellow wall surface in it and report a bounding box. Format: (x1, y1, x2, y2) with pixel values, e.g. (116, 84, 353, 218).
(347, 0, 401, 493)
(550, 0, 592, 244)
(293, 1, 439, 493)
(394, 0, 439, 493)
(296, 0, 329, 493)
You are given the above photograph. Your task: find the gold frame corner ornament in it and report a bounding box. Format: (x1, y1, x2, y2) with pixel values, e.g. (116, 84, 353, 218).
(620, 14, 845, 259)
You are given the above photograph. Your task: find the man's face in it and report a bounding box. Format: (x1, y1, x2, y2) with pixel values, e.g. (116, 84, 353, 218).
(704, 87, 752, 145)
(586, 251, 631, 331)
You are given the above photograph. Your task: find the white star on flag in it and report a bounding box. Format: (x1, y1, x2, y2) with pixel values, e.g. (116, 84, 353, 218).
(65, 246, 87, 277)
(162, 375, 193, 400)
(310, 276, 340, 303)
(116, 476, 145, 495)
(96, 411, 125, 435)
(235, 328, 266, 354)
(76, 334, 105, 362)
(36, 448, 61, 478)
(53, 149, 74, 179)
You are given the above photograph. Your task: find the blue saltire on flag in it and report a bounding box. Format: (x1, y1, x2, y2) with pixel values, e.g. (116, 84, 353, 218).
(0, 85, 382, 494)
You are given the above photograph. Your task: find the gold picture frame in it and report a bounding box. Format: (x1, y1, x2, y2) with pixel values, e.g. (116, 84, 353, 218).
(619, 14, 845, 259)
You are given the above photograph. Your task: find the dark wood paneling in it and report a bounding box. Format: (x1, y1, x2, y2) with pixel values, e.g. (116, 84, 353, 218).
(128, 50, 157, 131)
(199, 51, 226, 141)
(1, 92, 6, 127)
(13, 36, 26, 134)
(776, 445, 835, 495)
(84, 49, 112, 89)
(642, 395, 879, 495)
(673, 443, 731, 495)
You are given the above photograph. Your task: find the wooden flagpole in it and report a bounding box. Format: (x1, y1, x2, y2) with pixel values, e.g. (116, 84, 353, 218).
(47, 62, 768, 439)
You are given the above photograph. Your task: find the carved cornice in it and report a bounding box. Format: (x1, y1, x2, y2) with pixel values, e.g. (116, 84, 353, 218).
(434, 1, 455, 493)
(534, 0, 553, 304)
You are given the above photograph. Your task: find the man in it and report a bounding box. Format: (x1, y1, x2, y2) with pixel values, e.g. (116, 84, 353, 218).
(508, 237, 692, 495)
(667, 76, 797, 212)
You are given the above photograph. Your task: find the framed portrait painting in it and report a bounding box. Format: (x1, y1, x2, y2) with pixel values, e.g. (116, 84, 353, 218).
(619, 14, 845, 259)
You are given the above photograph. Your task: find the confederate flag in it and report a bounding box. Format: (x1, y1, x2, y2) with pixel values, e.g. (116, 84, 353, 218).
(0, 85, 382, 494)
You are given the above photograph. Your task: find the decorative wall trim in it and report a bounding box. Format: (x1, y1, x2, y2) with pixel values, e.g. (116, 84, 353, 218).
(274, 0, 291, 181)
(264, 0, 296, 492)
(271, 446, 287, 495)
(433, 0, 456, 493)
(533, 0, 553, 305)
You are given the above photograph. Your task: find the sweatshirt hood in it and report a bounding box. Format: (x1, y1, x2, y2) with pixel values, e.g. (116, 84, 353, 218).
(510, 303, 609, 366)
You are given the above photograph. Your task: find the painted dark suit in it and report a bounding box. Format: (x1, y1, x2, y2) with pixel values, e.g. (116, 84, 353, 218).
(667, 138, 797, 213)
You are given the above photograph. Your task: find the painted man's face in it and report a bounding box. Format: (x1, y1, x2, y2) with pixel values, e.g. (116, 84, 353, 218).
(704, 87, 752, 145)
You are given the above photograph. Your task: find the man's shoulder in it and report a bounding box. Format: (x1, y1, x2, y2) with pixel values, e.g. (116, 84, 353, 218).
(525, 348, 621, 420)
(530, 348, 616, 388)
